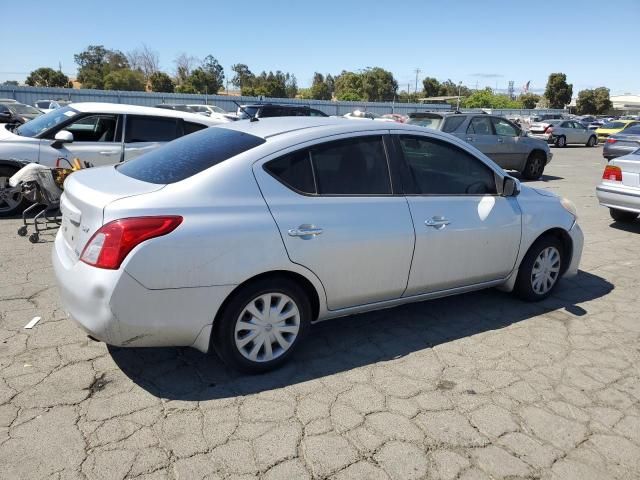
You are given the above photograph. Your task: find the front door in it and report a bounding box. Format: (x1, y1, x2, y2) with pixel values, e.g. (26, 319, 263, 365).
(490, 117, 528, 169)
(254, 134, 415, 310)
(40, 114, 122, 167)
(394, 133, 521, 295)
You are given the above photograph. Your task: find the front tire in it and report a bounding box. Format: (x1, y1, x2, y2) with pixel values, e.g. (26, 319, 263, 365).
(514, 236, 564, 302)
(0, 165, 30, 218)
(609, 208, 638, 223)
(212, 277, 311, 373)
(555, 135, 567, 147)
(586, 136, 596, 147)
(522, 152, 546, 180)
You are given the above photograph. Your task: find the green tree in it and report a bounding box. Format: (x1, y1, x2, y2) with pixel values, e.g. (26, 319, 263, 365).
(519, 92, 541, 109)
(325, 74, 335, 96)
(297, 88, 313, 99)
(285, 73, 298, 98)
(593, 87, 612, 114)
(103, 69, 145, 91)
(310, 72, 331, 100)
(422, 77, 440, 97)
(360, 67, 397, 101)
(576, 89, 596, 114)
(334, 71, 364, 101)
(462, 88, 521, 109)
(175, 83, 197, 94)
(148, 71, 175, 93)
(544, 73, 573, 109)
(2, 80, 19, 86)
(25, 67, 69, 87)
(74, 45, 130, 89)
(231, 63, 254, 89)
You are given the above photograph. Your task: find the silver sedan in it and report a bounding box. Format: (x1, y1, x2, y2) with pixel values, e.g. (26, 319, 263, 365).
(53, 118, 583, 372)
(596, 149, 640, 222)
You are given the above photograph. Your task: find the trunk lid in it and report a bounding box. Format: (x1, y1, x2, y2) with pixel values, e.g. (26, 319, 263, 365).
(614, 151, 640, 189)
(529, 122, 552, 133)
(59, 166, 165, 261)
(610, 134, 640, 149)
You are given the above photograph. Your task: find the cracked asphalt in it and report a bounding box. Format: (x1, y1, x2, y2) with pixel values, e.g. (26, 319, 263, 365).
(1, 145, 639, 480)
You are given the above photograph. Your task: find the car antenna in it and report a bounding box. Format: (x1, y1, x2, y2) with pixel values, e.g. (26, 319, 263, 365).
(233, 100, 259, 122)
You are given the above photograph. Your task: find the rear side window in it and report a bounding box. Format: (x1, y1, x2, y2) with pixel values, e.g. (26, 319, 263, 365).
(117, 127, 266, 184)
(467, 117, 493, 135)
(310, 109, 328, 117)
(442, 115, 466, 133)
(184, 121, 207, 135)
(265, 150, 315, 194)
(265, 136, 392, 195)
(126, 116, 179, 143)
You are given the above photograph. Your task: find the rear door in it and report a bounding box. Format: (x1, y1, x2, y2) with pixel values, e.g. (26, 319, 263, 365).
(463, 116, 502, 165)
(394, 133, 521, 295)
(253, 133, 415, 310)
(122, 115, 180, 161)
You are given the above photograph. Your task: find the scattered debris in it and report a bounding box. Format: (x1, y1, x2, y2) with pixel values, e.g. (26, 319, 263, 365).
(24, 316, 41, 329)
(437, 380, 457, 391)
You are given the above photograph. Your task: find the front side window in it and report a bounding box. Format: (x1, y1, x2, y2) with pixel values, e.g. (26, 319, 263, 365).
(65, 114, 118, 142)
(125, 116, 178, 143)
(467, 116, 494, 135)
(492, 118, 518, 136)
(15, 106, 78, 138)
(399, 135, 497, 195)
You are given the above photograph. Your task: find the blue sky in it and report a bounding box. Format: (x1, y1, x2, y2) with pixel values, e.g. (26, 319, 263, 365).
(3, 0, 638, 96)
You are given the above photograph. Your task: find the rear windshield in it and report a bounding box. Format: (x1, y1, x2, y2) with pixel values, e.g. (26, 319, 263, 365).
(117, 127, 266, 184)
(602, 122, 625, 129)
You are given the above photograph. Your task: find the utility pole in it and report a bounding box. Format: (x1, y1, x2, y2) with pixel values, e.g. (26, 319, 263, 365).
(407, 83, 410, 103)
(456, 81, 462, 111)
(414, 68, 421, 95)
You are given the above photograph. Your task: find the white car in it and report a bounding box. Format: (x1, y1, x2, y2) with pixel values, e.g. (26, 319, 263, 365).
(52, 117, 583, 373)
(596, 150, 640, 222)
(34, 99, 72, 113)
(529, 119, 598, 147)
(0, 102, 227, 216)
(343, 110, 395, 122)
(187, 104, 238, 122)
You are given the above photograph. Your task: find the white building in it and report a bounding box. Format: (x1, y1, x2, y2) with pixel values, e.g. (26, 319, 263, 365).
(611, 94, 640, 114)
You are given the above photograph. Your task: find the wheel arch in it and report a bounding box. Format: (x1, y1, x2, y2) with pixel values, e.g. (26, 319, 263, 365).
(0, 159, 28, 171)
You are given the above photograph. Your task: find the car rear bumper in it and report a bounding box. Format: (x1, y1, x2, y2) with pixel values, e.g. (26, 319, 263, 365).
(52, 231, 234, 353)
(596, 184, 640, 213)
(529, 133, 554, 144)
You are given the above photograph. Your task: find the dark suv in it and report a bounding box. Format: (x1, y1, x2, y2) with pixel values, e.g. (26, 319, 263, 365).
(237, 103, 328, 119)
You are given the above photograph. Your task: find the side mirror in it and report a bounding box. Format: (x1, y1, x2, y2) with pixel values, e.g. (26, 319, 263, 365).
(502, 176, 520, 197)
(0, 111, 12, 122)
(51, 130, 73, 149)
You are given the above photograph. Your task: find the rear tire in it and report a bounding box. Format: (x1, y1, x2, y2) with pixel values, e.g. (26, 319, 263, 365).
(522, 151, 546, 180)
(212, 276, 311, 373)
(514, 235, 564, 302)
(555, 135, 567, 147)
(609, 208, 638, 223)
(0, 165, 30, 218)
(586, 136, 596, 147)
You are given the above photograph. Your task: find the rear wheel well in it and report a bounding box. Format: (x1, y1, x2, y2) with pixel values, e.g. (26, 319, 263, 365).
(530, 228, 572, 275)
(212, 270, 320, 331)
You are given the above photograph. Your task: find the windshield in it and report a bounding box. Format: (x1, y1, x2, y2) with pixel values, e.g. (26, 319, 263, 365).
(407, 117, 444, 129)
(237, 106, 259, 119)
(15, 106, 79, 137)
(602, 122, 626, 129)
(9, 104, 42, 115)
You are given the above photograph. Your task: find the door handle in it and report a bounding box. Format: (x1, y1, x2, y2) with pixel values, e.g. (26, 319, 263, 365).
(425, 217, 451, 229)
(288, 225, 324, 237)
(497, 137, 504, 143)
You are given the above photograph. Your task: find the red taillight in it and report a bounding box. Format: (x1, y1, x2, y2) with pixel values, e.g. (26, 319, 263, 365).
(544, 126, 553, 134)
(606, 138, 617, 144)
(602, 165, 622, 182)
(80, 216, 183, 269)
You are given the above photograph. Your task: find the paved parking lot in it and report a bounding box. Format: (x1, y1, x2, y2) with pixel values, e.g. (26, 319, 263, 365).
(1, 145, 639, 480)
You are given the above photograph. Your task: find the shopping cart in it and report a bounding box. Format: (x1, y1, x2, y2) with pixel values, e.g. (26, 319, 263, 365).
(15, 167, 64, 243)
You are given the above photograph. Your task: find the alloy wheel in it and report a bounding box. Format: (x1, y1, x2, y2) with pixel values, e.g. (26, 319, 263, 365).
(530, 246, 561, 295)
(0, 176, 23, 214)
(234, 292, 301, 362)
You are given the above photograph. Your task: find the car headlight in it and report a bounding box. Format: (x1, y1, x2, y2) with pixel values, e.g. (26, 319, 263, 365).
(560, 197, 578, 219)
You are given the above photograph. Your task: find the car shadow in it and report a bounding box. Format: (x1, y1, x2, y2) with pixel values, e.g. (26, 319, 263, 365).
(109, 270, 613, 401)
(609, 220, 640, 233)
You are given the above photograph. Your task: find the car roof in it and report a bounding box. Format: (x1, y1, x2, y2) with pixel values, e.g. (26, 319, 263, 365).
(217, 116, 432, 140)
(241, 103, 312, 109)
(70, 102, 222, 124)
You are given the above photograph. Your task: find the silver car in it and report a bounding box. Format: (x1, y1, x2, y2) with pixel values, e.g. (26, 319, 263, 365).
(53, 118, 583, 372)
(407, 113, 553, 180)
(529, 119, 598, 148)
(603, 125, 640, 160)
(596, 149, 640, 222)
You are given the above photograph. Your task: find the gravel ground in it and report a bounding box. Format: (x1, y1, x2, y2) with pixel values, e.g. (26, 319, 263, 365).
(1, 145, 639, 480)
